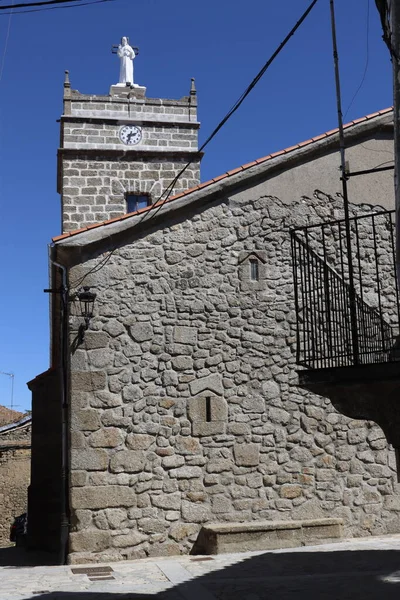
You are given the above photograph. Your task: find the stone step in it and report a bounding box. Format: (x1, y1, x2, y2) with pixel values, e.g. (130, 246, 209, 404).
(192, 518, 344, 555)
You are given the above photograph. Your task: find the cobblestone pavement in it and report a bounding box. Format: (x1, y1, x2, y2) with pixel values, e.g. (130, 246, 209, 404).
(1, 536, 400, 600)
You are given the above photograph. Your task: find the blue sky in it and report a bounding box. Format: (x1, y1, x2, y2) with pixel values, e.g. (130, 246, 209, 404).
(0, 0, 393, 411)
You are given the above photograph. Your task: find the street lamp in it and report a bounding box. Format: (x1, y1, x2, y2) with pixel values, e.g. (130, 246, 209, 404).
(76, 286, 96, 343)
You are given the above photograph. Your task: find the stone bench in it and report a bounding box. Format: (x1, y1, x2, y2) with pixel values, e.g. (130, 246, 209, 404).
(192, 518, 344, 555)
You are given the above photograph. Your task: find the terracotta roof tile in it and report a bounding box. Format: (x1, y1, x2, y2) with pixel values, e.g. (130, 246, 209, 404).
(136, 205, 150, 214)
(86, 222, 103, 230)
(52, 107, 393, 243)
(73, 226, 91, 235)
(53, 232, 71, 242)
(105, 216, 124, 225)
(212, 174, 228, 183)
(366, 111, 381, 119)
(311, 134, 326, 142)
(226, 166, 244, 176)
(197, 181, 213, 190)
(241, 161, 258, 169)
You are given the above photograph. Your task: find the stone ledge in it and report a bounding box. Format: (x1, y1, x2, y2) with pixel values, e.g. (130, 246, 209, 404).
(192, 518, 344, 555)
(109, 84, 146, 98)
(58, 148, 203, 161)
(70, 89, 194, 105)
(61, 115, 201, 129)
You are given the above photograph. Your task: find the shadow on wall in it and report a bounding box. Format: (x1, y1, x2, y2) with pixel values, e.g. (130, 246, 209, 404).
(0, 546, 59, 567)
(4, 548, 400, 599)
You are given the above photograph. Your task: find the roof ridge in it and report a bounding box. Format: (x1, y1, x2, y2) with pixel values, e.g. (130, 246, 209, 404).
(0, 415, 32, 434)
(53, 107, 393, 243)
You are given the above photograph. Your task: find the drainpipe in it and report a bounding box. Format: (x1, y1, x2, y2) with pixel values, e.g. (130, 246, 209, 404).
(48, 244, 69, 565)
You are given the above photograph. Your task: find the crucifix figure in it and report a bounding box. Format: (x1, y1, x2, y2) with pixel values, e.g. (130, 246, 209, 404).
(111, 37, 140, 86)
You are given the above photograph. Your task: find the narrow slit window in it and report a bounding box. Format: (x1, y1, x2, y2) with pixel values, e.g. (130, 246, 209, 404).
(126, 194, 150, 214)
(249, 259, 259, 281)
(205, 397, 212, 422)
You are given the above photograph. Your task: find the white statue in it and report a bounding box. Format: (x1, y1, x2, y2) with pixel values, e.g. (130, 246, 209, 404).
(118, 37, 135, 85)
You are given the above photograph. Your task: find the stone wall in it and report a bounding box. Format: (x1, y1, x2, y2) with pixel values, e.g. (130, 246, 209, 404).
(67, 191, 400, 563)
(61, 157, 200, 232)
(60, 89, 200, 232)
(0, 422, 31, 546)
(62, 122, 199, 152)
(68, 95, 197, 123)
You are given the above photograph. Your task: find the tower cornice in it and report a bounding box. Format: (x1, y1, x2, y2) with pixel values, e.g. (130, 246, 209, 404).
(60, 115, 200, 129)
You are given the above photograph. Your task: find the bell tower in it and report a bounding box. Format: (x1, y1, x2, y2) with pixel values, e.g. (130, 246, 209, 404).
(57, 44, 201, 233)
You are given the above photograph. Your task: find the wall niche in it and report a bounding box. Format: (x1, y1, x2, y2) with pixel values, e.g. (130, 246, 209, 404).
(238, 250, 267, 291)
(188, 393, 228, 436)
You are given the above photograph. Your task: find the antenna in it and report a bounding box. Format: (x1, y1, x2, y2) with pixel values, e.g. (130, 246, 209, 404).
(0, 371, 15, 410)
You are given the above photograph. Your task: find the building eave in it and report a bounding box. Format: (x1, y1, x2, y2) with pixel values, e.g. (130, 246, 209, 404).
(53, 107, 393, 251)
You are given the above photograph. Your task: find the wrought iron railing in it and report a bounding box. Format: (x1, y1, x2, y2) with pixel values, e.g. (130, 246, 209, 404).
(291, 210, 400, 369)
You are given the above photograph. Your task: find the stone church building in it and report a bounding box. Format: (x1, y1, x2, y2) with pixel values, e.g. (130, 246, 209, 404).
(28, 56, 400, 563)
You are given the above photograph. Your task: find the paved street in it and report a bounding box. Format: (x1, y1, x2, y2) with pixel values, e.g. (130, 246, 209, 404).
(1, 536, 400, 600)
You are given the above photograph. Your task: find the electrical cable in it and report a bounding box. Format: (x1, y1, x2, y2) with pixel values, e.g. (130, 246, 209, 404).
(69, 0, 320, 289)
(343, 0, 370, 119)
(371, 160, 394, 169)
(0, 0, 113, 13)
(136, 0, 320, 229)
(0, 0, 13, 84)
(0, 0, 84, 9)
(360, 142, 394, 155)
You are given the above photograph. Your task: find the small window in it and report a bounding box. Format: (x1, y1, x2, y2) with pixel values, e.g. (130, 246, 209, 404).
(205, 397, 212, 422)
(126, 194, 150, 214)
(249, 259, 259, 281)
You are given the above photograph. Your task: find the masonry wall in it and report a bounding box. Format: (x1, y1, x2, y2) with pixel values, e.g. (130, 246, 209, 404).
(60, 91, 200, 233)
(66, 190, 400, 564)
(68, 95, 198, 122)
(0, 424, 31, 546)
(61, 157, 200, 232)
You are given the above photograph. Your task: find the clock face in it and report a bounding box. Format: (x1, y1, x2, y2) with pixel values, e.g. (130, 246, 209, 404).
(119, 125, 142, 146)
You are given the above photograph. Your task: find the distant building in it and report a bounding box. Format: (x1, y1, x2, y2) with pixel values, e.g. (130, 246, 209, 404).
(0, 407, 31, 546)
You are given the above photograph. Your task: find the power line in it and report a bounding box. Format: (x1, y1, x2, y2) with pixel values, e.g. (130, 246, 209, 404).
(344, 0, 370, 119)
(0, 0, 84, 9)
(0, 0, 113, 13)
(0, 0, 13, 84)
(70, 0, 320, 289)
(138, 0, 320, 228)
